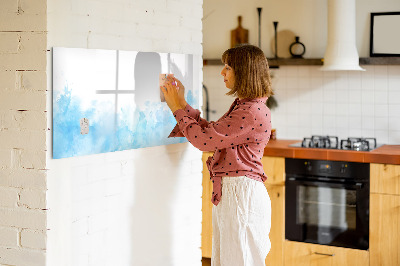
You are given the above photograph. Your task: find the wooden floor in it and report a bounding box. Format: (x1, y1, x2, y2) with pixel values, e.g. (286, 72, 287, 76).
(202, 257, 211, 266)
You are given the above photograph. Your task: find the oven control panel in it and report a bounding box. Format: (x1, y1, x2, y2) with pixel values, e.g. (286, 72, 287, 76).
(286, 158, 369, 180)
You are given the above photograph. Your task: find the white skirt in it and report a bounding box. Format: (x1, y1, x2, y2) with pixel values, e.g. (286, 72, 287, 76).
(212, 176, 271, 266)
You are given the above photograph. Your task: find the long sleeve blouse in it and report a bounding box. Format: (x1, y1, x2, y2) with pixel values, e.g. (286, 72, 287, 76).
(169, 97, 272, 206)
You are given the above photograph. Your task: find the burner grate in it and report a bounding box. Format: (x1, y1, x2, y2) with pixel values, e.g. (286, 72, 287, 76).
(340, 137, 377, 151)
(301, 135, 339, 149)
(296, 136, 378, 151)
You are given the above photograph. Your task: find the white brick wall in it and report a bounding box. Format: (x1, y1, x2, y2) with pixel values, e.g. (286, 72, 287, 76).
(0, 0, 48, 265)
(46, 1, 203, 266)
(2, 0, 204, 264)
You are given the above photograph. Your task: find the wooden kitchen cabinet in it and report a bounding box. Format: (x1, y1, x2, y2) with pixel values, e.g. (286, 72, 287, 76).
(261, 156, 285, 186)
(370, 193, 400, 266)
(264, 184, 285, 266)
(370, 163, 400, 266)
(262, 156, 285, 266)
(370, 163, 400, 195)
(284, 241, 369, 266)
(201, 154, 286, 266)
(202, 152, 213, 258)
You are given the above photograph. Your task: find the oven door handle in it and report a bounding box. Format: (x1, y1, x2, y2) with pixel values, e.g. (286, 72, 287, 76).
(287, 177, 364, 189)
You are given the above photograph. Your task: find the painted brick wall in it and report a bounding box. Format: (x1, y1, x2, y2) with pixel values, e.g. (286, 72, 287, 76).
(0, 0, 48, 265)
(46, 0, 203, 266)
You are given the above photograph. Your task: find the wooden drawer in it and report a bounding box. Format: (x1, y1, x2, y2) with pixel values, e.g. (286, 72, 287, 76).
(284, 241, 369, 266)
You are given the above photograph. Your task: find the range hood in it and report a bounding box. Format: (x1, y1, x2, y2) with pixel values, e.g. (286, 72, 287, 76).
(320, 0, 365, 71)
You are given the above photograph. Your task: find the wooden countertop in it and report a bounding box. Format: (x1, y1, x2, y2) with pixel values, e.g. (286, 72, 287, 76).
(263, 139, 400, 165)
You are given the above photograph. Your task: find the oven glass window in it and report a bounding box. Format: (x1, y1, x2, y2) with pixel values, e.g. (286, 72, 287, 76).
(297, 186, 356, 230)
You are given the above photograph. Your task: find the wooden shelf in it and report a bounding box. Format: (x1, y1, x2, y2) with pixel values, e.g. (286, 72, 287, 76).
(268, 58, 322, 67)
(359, 57, 400, 65)
(203, 58, 323, 67)
(203, 57, 400, 67)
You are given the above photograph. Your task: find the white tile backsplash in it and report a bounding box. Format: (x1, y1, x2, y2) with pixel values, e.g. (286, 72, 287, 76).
(375, 104, 389, 117)
(375, 117, 389, 129)
(203, 65, 400, 144)
(389, 104, 400, 117)
(375, 130, 389, 144)
(374, 90, 388, 104)
(348, 103, 362, 116)
(361, 104, 375, 117)
(285, 66, 298, 77)
(389, 131, 400, 143)
(389, 117, 400, 131)
(374, 65, 388, 77)
(388, 75, 400, 91)
(362, 90, 375, 104)
(348, 90, 362, 103)
(286, 77, 299, 89)
(362, 116, 375, 130)
(388, 91, 400, 104)
(336, 103, 349, 116)
(374, 77, 388, 91)
(323, 103, 336, 116)
(269, 65, 400, 144)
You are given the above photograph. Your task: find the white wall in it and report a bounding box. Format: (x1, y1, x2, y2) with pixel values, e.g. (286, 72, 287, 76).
(203, 0, 400, 58)
(0, 0, 48, 265)
(203, 0, 400, 145)
(46, 0, 203, 266)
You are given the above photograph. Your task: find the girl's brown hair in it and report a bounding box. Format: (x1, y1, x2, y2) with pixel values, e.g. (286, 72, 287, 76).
(221, 44, 273, 99)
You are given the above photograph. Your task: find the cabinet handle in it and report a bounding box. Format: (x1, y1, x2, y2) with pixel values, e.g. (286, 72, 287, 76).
(314, 252, 335, 257)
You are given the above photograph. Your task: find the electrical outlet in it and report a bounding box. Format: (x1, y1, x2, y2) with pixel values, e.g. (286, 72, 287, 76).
(80, 118, 89, 135)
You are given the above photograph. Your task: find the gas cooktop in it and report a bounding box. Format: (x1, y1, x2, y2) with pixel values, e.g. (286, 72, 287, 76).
(289, 135, 383, 151)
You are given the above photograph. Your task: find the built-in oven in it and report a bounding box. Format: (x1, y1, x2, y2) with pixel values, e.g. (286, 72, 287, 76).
(285, 158, 370, 250)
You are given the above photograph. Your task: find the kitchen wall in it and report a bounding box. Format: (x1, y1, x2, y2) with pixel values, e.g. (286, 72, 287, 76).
(46, 1, 203, 266)
(203, 0, 400, 144)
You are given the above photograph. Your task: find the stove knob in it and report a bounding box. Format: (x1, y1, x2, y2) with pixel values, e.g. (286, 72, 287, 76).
(305, 162, 312, 171)
(340, 164, 347, 174)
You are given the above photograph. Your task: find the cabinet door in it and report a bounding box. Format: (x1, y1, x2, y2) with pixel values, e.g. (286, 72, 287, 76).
(202, 152, 213, 258)
(261, 156, 285, 186)
(370, 163, 400, 195)
(370, 193, 400, 266)
(284, 241, 369, 266)
(264, 184, 284, 266)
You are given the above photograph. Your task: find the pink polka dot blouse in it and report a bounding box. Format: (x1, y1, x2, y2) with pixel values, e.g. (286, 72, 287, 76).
(169, 97, 272, 206)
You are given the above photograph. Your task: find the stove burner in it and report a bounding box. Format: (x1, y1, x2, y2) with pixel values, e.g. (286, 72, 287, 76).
(301, 135, 339, 149)
(295, 136, 378, 151)
(340, 137, 377, 151)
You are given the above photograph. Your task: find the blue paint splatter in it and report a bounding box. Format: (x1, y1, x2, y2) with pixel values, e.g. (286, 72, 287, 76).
(53, 84, 197, 159)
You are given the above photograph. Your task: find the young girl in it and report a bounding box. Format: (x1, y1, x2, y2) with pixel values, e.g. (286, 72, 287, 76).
(162, 44, 273, 266)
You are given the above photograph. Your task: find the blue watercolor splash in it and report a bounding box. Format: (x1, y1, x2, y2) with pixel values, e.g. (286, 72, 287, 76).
(53, 85, 198, 159)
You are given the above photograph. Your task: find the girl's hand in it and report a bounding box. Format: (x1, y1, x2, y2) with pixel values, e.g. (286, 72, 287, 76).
(171, 77, 187, 108)
(161, 80, 184, 113)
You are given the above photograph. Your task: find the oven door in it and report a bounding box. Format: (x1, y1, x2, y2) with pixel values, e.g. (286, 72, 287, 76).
(285, 177, 369, 250)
